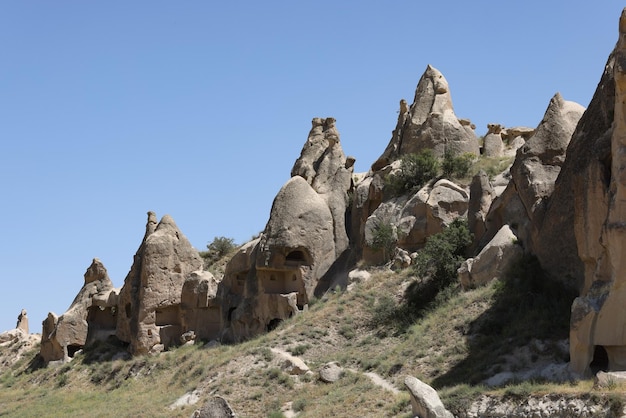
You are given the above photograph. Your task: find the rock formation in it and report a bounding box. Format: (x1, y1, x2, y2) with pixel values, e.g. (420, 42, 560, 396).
(16, 309, 28, 334)
(40, 258, 118, 363)
(116, 212, 204, 355)
(480, 93, 584, 257)
(222, 118, 354, 341)
(373, 65, 479, 170)
(467, 170, 495, 252)
(569, 9, 626, 376)
(361, 178, 469, 265)
(483, 124, 504, 157)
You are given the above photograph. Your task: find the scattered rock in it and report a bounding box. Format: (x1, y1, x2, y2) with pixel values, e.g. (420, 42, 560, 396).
(404, 376, 454, 418)
(191, 396, 237, 418)
(319, 361, 343, 383)
(170, 389, 201, 410)
(271, 348, 309, 375)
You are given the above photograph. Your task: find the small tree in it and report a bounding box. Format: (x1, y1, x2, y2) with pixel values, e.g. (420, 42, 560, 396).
(369, 219, 396, 263)
(200, 236, 237, 266)
(414, 218, 472, 288)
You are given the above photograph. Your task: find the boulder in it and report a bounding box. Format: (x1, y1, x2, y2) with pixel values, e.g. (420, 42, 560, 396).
(191, 396, 237, 418)
(40, 258, 117, 364)
(374, 65, 479, 168)
(459, 225, 523, 290)
(404, 376, 454, 418)
(319, 361, 343, 383)
(116, 212, 203, 355)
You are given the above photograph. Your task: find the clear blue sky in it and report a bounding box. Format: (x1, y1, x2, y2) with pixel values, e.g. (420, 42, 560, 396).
(0, 2, 620, 334)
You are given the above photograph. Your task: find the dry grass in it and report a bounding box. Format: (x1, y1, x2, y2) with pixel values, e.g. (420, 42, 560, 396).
(0, 265, 619, 417)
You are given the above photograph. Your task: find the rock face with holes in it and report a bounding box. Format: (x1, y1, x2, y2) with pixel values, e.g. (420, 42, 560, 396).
(223, 118, 354, 341)
(40, 258, 118, 363)
(373, 64, 479, 169)
(116, 212, 204, 355)
(569, 10, 626, 376)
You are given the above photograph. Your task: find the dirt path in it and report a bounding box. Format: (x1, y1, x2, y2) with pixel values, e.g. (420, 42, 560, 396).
(364, 371, 400, 394)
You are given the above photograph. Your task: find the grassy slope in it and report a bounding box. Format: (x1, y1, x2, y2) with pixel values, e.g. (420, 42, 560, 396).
(0, 266, 623, 417)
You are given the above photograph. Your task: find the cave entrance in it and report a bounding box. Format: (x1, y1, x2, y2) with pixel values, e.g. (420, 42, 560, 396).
(266, 318, 283, 332)
(590, 345, 609, 373)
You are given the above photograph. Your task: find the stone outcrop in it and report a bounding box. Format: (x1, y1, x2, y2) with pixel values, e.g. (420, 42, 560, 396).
(116, 212, 204, 355)
(373, 65, 479, 170)
(480, 93, 584, 257)
(404, 376, 454, 418)
(40, 258, 118, 363)
(191, 396, 237, 418)
(362, 179, 469, 264)
(291, 117, 354, 257)
(467, 171, 495, 252)
(569, 9, 626, 376)
(483, 124, 504, 157)
(458, 225, 523, 290)
(16, 309, 28, 334)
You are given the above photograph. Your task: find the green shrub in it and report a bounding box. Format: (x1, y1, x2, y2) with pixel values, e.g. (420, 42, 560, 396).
(200, 236, 237, 266)
(292, 398, 307, 412)
(387, 150, 439, 196)
(414, 218, 472, 288)
(442, 151, 474, 179)
(368, 218, 396, 263)
(289, 344, 310, 356)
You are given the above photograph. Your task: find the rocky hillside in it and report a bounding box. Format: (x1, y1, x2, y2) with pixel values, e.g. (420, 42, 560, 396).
(4, 7, 626, 418)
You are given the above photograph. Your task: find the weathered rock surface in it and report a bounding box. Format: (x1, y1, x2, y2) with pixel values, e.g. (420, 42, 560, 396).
(462, 395, 616, 418)
(483, 124, 504, 157)
(569, 9, 626, 376)
(480, 93, 584, 256)
(116, 212, 204, 355)
(40, 258, 118, 363)
(222, 118, 354, 341)
(362, 179, 469, 264)
(374, 65, 479, 169)
(291, 117, 354, 257)
(467, 171, 495, 252)
(16, 309, 28, 334)
(459, 225, 522, 290)
(271, 347, 310, 375)
(404, 375, 454, 418)
(319, 361, 343, 383)
(191, 396, 237, 418)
